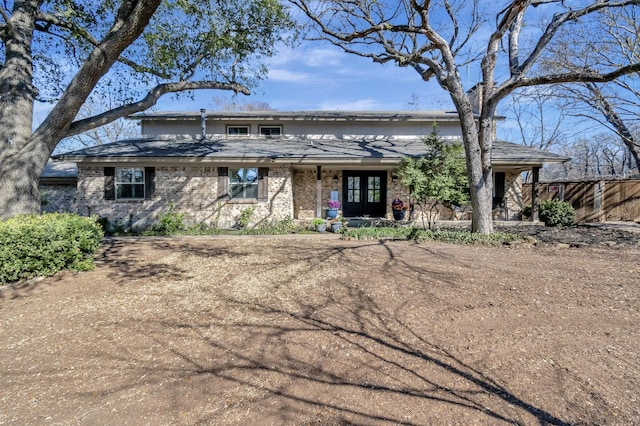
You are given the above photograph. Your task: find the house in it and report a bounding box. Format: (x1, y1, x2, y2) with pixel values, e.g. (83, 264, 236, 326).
(40, 161, 78, 214)
(53, 110, 568, 229)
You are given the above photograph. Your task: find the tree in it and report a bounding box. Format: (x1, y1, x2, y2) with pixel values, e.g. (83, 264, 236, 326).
(55, 94, 138, 153)
(0, 0, 294, 219)
(501, 88, 573, 152)
(211, 95, 277, 112)
(541, 6, 640, 173)
(291, 0, 640, 233)
(396, 126, 468, 229)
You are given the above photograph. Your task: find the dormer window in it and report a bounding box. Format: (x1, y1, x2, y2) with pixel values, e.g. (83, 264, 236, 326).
(259, 126, 282, 137)
(227, 125, 249, 136)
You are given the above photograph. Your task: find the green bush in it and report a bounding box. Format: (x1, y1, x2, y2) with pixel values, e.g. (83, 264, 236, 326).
(0, 213, 104, 284)
(236, 206, 256, 230)
(142, 205, 186, 236)
(539, 200, 575, 227)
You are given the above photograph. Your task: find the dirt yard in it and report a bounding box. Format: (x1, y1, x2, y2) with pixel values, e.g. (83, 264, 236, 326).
(1, 228, 639, 425)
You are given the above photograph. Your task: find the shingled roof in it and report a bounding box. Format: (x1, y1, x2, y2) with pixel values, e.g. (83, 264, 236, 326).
(55, 136, 568, 168)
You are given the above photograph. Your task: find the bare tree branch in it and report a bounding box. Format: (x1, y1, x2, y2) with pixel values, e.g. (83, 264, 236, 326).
(65, 81, 250, 137)
(496, 62, 640, 100)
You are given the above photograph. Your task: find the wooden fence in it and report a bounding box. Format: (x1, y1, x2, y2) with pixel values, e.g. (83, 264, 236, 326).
(523, 179, 640, 223)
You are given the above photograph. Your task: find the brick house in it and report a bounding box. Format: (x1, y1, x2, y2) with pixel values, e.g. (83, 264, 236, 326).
(54, 110, 568, 229)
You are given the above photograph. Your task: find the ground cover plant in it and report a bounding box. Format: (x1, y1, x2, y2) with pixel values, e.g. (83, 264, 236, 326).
(342, 226, 525, 245)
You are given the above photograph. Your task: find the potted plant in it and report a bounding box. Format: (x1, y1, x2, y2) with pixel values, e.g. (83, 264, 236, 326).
(327, 199, 340, 219)
(330, 216, 347, 232)
(391, 198, 406, 221)
(311, 217, 327, 233)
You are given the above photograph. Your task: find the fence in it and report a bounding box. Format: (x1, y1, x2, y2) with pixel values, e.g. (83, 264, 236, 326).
(523, 179, 640, 223)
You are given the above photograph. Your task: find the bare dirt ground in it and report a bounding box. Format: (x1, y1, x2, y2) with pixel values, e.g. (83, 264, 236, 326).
(1, 225, 639, 425)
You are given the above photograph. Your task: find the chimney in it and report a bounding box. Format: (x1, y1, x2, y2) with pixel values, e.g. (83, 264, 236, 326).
(200, 108, 206, 140)
(467, 84, 482, 115)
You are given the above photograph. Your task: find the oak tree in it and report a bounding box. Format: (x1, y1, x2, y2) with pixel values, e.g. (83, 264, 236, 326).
(291, 0, 640, 233)
(0, 0, 294, 218)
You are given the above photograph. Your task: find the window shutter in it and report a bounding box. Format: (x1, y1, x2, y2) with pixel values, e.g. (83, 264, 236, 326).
(493, 172, 506, 208)
(495, 172, 506, 198)
(104, 167, 115, 200)
(144, 167, 155, 199)
(217, 167, 229, 198)
(258, 167, 269, 202)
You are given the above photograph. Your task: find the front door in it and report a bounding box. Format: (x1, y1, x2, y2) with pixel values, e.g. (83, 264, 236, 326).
(342, 171, 387, 217)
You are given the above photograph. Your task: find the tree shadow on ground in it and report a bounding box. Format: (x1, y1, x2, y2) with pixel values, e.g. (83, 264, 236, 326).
(78, 238, 574, 425)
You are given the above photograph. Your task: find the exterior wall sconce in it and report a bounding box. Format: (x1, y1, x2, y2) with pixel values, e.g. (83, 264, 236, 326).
(392, 174, 398, 183)
(333, 174, 339, 184)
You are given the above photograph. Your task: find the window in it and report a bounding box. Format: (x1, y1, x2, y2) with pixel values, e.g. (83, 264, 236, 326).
(227, 126, 249, 136)
(116, 167, 145, 199)
(259, 126, 282, 137)
(230, 168, 258, 199)
(347, 176, 361, 203)
(367, 176, 381, 202)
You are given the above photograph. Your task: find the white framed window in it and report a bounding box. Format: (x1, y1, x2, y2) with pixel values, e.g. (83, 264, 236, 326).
(227, 125, 250, 136)
(259, 126, 282, 137)
(230, 168, 258, 199)
(116, 167, 145, 199)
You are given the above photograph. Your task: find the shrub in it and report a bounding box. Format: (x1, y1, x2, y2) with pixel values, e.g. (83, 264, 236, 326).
(0, 213, 104, 284)
(235, 206, 256, 230)
(539, 200, 575, 227)
(142, 205, 186, 236)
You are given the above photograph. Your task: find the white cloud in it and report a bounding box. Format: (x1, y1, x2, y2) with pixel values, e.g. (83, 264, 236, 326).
(304, 48, 345, 67)
(267, 68, 314, 82)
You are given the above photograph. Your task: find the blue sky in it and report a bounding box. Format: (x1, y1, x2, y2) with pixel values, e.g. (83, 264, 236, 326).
(154, 42, 457, 113)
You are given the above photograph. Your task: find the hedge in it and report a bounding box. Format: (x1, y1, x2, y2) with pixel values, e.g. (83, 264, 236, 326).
(0, 213, 104, 284)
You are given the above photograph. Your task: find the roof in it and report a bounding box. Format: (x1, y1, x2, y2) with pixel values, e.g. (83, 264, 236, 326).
(131, 110, 490, 122)
(42, 161, 78, 178)
(40, 161, 78, 185)
(54, 136, 569, 167)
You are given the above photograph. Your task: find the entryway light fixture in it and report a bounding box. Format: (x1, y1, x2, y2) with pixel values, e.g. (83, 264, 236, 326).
(392, 174, 398, 183)
(333, 174, 339, 184)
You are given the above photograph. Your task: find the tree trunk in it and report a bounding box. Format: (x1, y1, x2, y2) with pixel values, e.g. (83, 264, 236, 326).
(0, 141, 51, 218)
(0, 0, 162, 220)
(449, 87, 494, 234)
(0, 0, 40, 218)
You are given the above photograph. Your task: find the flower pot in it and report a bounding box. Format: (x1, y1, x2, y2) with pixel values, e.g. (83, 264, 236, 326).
(330, 222, 343, 232)
(327, 209, 338, 219)
(393, 210, 405, 221)
(316, 224, 327, 233)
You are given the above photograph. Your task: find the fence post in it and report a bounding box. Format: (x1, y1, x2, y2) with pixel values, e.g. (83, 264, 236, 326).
(594, 180, 605, 222)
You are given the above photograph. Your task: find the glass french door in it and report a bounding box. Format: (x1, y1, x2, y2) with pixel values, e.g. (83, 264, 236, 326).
(342, 171, 387, 217)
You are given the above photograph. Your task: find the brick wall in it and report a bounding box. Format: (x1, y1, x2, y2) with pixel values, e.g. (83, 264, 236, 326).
(40, 185, 77, 214)
(77, 165, 293, 230)
(292, 169, 411, 220)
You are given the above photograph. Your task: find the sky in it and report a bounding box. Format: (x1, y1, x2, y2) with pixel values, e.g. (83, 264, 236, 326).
(153, 42, 457, 113)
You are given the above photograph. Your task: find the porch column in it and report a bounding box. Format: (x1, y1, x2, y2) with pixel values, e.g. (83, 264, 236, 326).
(316, 165, 322, 218)
(532, 166, 540, 222)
